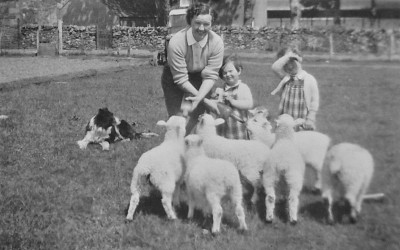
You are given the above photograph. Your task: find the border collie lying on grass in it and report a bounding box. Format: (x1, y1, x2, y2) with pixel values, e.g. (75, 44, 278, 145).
(77, 108, 158, 150)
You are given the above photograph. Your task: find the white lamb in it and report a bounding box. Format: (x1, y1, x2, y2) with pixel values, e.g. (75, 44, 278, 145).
(195, 114, 270, 205)
(246, 108, 330, 192)
(183, 134, 248, 234)
(263, 114, 305, 224)
(321, 142, 374, 224)
(126, 115, 187, 221)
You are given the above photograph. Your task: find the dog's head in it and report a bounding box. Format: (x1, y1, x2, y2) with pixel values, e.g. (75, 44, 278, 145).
(94, 108, 117, 130)
(115, 119, 137, 140)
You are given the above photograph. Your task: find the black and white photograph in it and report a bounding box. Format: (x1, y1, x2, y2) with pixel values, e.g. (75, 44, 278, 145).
(0, 0, 399, 249)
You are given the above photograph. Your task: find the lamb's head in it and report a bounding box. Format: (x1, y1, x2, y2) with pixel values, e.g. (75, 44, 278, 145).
(157, 115, 187, 140)
(246, 112, 273, 134)
(184, 134, 205, 159)
(196, 114, 225, 135)
(274, 114, 304, 139)
(248, 106, 269, 120)
(246, 113, 274, 146)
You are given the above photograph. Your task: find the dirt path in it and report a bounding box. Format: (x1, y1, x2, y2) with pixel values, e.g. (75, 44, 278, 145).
(0, 56, 148, 84)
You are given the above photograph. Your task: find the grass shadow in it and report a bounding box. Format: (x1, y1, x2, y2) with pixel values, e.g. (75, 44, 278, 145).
(300, 199, 357, 224)
(123, 191, 167, 219)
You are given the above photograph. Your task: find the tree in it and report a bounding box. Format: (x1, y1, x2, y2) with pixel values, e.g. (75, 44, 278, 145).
(102, 0, 170, 26)
(289, 0, 302, 30)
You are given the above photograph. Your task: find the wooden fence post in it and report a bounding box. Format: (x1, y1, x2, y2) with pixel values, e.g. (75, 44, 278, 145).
(58, 19, 63, 55)
(36, 25, 41, 55)
(127, 29, 131, 57)
(329, 33, 334, 58)
(17, 18, 20, 49)
(388, 29, 395, 61)
(0, 31, 2, 54)
(96, 25, 99, 50)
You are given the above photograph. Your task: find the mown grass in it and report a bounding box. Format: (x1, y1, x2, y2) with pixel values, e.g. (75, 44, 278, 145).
(0, 58, 399, 250)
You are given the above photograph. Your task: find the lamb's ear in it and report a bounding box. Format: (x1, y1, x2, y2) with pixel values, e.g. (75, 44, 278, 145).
(214, 118, 225, 126)
(248, 108, 256, 116)
(196, 137, 203, 146)
(156, 120, 167, 127)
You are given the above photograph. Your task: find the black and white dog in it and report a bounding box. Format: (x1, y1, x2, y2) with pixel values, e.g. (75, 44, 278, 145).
(77, 108, 158, 150)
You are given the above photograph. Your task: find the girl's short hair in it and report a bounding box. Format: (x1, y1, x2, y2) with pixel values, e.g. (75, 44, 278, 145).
(186, 3, 215, 25)
(283, 57, 299, 74)
(219, 53, 243, 79)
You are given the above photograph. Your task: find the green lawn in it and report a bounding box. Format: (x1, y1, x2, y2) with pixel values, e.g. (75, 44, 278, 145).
(0, 58, 399, 249)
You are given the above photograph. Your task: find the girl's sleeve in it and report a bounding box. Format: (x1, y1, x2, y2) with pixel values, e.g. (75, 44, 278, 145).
(201, 36, 224, 81)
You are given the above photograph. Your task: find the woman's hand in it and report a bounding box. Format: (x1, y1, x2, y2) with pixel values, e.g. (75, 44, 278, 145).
(205, 99, 220, 115)
(185, 96, 200, 111)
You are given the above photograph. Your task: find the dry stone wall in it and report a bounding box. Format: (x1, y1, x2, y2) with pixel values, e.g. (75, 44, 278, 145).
(10, 24, 400, 55)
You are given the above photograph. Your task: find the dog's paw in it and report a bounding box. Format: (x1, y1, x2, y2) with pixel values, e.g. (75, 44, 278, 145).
(77, 140, 87, 150)
(100, 141, 110, 151)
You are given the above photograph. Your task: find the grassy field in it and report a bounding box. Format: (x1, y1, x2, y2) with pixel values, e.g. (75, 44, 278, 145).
(0, 57, 399, 250)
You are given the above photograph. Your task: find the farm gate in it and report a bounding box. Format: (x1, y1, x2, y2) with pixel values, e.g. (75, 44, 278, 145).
(0, 23, 21, 50)
(96, 26, 112, 50)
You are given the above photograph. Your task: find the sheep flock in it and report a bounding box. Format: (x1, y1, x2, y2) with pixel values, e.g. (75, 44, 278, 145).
(125, 109, 380, 234)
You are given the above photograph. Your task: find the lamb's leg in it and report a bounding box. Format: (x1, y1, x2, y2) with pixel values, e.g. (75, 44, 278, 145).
(250, 180, 260, 205)
(233, 199, 248, 231)
(161, 192, 177, 220)
(207, 194, 223, 234)
(355, 174, 372, 215)
(322, 190, 334, 224)
(313, 169, 322, 192)
(288, 188, 300, 225)
(126, 190, 140, 220)
(345, 194, 358, 223)
(187, 196, 195, 219)
(264, 186, 276, 223)
(263, 172, 276, 223)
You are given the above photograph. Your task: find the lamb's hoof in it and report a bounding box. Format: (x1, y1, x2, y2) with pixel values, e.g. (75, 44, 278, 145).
(238, 228, 249, 236)
(211, 231, 220, 237)
(125, 218, 133, 224)
(290, 220, 297, 226)
(326, 218, 335, 225)
(349, 216, 358, 224)
(265, 219, 273, 224)
(202, 229, 210, 235)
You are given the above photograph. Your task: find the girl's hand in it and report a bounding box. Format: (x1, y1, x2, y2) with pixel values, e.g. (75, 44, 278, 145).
(303, 119, 315, 130)
(286, 50, 302, 62)
(224, 94, 233, 103)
